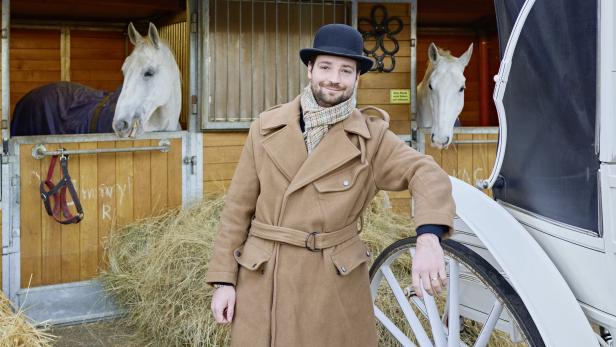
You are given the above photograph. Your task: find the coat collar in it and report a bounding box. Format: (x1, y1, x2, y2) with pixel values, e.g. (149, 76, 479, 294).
(260, 95, 371, 193)
(260, 96, 370, 139)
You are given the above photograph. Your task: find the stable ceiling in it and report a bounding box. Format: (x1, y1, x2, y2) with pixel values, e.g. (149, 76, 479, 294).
(10, 0, 184, 23)
(417, 0, 496, 30)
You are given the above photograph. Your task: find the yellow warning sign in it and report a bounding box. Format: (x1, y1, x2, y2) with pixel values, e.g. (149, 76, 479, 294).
(390, 89, 411, 104)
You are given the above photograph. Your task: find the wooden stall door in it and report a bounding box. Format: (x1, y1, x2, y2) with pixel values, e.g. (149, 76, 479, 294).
(19, 139, 182, 288)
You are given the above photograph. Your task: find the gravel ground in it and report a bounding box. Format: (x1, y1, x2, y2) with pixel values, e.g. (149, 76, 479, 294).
(49, 319, 136, 347)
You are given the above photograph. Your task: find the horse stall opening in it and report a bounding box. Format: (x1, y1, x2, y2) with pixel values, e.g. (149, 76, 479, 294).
(1, 0, 201, 324)
(357, 0, 500, 212)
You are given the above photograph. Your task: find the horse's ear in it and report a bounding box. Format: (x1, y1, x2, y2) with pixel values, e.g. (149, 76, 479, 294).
(128, 22, 144, 46)
(458, 43, 474, 68)
(148, 22, 160, 49)
(428, 42, 439, 63)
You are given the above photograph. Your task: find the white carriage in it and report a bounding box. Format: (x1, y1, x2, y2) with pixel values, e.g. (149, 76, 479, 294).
(370, 0, 616, 346)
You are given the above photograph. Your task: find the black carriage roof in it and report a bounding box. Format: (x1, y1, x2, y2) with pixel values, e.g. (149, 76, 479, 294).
(492, 0, 600, 234)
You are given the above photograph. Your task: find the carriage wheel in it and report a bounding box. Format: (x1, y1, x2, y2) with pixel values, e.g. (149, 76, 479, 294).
(369, 237, 545, 347)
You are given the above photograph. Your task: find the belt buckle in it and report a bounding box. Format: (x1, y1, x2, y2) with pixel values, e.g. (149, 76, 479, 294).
(305, 232, 319, 252)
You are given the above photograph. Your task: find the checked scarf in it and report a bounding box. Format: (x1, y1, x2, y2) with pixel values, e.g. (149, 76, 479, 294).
(300, 84, 356, 154)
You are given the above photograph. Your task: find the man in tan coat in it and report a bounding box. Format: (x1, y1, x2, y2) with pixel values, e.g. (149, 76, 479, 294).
(206, 24, 455, 346)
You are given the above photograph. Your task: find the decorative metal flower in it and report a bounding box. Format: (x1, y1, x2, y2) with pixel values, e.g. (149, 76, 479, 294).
(358, 5, 403, 73)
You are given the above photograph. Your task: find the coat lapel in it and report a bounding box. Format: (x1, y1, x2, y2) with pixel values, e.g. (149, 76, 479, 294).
(261, 97, 307, 182)
(260, 98, 372, 193)
(287, 108, 370, 194)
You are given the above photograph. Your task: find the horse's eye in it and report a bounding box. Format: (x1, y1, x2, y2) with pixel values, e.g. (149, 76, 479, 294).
(459, 86, 465, 92)
(429, 83, 433, 90)
(144, 69, 155, 78)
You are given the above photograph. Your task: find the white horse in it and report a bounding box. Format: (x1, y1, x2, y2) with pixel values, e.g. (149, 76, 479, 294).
(113, 22, 182, 137)
(417, 42, 473, 149)
(10, 23, 181, 138)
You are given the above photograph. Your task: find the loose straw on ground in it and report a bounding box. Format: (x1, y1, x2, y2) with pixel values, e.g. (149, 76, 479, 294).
(0, 291, 55, 347)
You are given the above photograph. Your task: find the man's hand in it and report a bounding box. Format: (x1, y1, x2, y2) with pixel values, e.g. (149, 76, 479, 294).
(211, 285, 236, 324)
(412, 233, 447, 298)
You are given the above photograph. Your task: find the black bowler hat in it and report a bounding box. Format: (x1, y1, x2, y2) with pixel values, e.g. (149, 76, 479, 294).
(300, 24, 374, 75)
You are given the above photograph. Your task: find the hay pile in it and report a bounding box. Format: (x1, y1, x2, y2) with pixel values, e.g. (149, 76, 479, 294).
(100, 193, 413, 346)
(0, 292, 55, 347)
(100, 197, 228, 346)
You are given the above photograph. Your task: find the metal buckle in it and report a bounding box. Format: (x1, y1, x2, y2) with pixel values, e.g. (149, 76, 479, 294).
(305, 232, 319, 252)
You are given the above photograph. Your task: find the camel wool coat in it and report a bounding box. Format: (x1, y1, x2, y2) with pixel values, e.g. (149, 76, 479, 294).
(205, 96, 455, 347)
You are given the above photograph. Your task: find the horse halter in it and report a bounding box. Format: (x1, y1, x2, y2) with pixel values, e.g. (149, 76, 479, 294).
(39, 151, 84, 224)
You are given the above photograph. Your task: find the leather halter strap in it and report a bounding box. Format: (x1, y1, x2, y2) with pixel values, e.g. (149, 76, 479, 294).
(89, 93, 112, 133)
(39, 153, 84, 224)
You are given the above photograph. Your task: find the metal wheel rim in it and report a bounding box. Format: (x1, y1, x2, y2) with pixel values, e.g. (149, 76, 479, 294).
(370, 244, 529, 347)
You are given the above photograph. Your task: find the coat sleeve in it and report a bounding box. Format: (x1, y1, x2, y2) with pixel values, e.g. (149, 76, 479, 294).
(371, 126, 456, 237)
(205, 123, 261, 286)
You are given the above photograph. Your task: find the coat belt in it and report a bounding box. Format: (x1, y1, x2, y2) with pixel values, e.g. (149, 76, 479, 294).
(250, 220, 358, 251)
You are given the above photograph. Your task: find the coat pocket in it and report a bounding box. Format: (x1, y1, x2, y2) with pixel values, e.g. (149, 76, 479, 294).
(314, 162, 369, 193)
(330, 236, 371, 276)
(234, 236, 274, 271)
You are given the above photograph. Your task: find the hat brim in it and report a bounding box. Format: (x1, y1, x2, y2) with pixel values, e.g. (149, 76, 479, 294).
(300, 48, 374, 75)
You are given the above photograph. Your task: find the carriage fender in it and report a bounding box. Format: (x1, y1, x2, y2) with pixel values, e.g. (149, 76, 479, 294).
(449, 176, 599, 347)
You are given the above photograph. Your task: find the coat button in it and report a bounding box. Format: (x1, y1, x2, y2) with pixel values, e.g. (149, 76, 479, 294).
(340, 266, 347, 273)
(343, 180, 350, 187)
(235, 250, 242, 257)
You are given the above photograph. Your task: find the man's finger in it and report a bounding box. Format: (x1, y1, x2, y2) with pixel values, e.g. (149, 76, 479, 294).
(227, 295, 235, 322)
(439, 268, 448, 287)
(431, 276, 442, 294)
(213, 303, 225, 323)
(421, 273, 433, 296)
(412, 271, 422, 298)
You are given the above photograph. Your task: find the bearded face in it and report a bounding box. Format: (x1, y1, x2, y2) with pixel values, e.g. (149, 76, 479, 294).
(307, 55, 359, 107)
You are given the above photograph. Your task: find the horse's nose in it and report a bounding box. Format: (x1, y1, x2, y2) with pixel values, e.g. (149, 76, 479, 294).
(114, 120, 129, 133)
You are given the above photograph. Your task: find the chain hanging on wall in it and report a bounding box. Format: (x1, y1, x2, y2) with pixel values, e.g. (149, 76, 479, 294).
(358, 5, 403, 73)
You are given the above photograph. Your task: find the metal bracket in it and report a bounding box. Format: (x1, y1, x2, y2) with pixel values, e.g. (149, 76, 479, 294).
(183, 155, 197, 175)
(191, 95, 198, 115)
(32, 139, 171, 159)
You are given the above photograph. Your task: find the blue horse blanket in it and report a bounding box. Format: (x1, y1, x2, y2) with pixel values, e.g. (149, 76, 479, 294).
(11, 81, 121, 136)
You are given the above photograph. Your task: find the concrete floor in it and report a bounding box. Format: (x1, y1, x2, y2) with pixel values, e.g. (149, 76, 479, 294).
(49, 319, 135, 347)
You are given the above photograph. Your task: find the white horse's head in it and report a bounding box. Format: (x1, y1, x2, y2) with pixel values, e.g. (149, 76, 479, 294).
(417, 42, 473, 149)
(113, 22, 182, 138)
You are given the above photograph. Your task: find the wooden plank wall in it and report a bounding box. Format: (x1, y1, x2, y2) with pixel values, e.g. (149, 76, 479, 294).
(159, 21, 190, 130)
(204, 133, 247, 196)
(19, 139, 182, 288)
(9, 29, 62, 116)
(70, 30, 126, 92)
